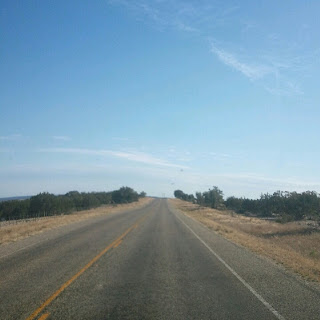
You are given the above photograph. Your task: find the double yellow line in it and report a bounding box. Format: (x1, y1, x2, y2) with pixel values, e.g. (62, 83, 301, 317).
(26, 215, 147, 320)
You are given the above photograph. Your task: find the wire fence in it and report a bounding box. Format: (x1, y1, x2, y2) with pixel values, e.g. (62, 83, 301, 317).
(0, 213, 65, 227)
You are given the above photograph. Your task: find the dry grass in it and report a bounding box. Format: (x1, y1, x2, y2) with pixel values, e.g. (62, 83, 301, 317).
(0, 198, 152, 245)
(170, 199, 320, 283)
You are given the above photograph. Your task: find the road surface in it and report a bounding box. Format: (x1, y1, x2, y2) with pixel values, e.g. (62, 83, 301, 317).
(0, 199, 319, 319)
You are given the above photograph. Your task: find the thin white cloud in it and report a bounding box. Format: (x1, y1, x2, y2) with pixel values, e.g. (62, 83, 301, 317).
(214, 172, 320, 195)
(175, 21, 198, 33)
(175, 157, 192, 162)
(210, 42, 304, 95)
(264, 80, 303, 96)
(38, 148, 188, 169)
(109, 0, 309, 96)
(109, 0, 212, 32)
(52, 136, 71, 141)
(165, 147, 194, 162)
(112, 137, 129, 141)
(210, 44, 274, 81)
(209, 152, 233, 159)
(168, 170, 320, 199)
(2, 161, 320, 198)
(0, 134, 21, 140)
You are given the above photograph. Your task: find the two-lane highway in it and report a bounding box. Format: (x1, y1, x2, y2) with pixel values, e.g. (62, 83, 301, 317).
(0, 199, 319, 319)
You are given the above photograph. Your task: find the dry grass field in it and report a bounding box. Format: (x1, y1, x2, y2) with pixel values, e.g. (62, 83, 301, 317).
(170, 198, 320, 283)
(0, 197, 152, 245)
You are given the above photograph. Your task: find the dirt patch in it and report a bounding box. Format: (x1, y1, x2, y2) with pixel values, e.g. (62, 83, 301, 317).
(0, 198, 152, 245)
(170, 198, 320, 283)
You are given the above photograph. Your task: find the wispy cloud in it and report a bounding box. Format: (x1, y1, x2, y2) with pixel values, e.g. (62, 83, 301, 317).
(0, 134, 21, 141)
(176, 21, 198, 33)
(215, 172, 320, 193)
(3, 161, 320, 198)
(167, 170, 320, 198)
(108, 0, 212, 33)
(210, 43, 304, 95)
(209, 152, 234, 160)
(166, 147, 193, 163)
(108, 0, 312, 96)
(38, 148, 188, 169)
(112, 137, 129, 141)
(210, 44, 274, 81)
(52, 136, 71, 141)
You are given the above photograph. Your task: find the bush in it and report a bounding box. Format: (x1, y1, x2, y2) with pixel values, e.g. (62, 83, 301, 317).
(174, 187, 320, 222)
(0, 187, 141, 221)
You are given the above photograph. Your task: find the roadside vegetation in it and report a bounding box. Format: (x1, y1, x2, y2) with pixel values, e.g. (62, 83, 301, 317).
(172, 187, 320, 282)
(174, 187, 320, 223)
(170, 198, 320, 282)
(0, 197, 152, 244)
(0, 187, 146, 221)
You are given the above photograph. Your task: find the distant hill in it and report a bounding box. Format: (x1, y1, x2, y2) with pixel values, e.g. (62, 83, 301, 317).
(0, 196, 31, 202)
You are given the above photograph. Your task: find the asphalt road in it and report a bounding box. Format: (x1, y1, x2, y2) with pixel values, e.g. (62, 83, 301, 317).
(0, 199, 319, 320)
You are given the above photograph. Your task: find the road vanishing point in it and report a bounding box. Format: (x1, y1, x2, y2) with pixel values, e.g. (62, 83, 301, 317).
(0, 199, 319, 319)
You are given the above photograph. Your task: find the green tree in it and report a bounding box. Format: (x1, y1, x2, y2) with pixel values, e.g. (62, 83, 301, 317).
(203, 186, 224, 209)
(174, 190, 185, 200)
(139, 191, 147, 198)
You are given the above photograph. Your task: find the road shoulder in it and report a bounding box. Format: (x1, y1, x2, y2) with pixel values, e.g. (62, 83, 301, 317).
(168, 199, 320, 320)
(0, 198, 154, 260)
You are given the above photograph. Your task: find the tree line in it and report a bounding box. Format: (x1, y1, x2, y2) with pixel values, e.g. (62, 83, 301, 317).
(174, 187, 320, 222)
(174, 187, 224, 209)
(0, 187, 146, 221)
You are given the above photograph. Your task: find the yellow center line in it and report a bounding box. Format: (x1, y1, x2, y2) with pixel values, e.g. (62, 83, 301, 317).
(38, 313, 50, 320)
(26, 215, 147, 320)
(113, 240, 122, 248)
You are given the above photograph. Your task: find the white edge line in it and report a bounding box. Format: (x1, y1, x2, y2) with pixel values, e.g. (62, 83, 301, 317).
(0, 240, 43, 260)
(175, 213, 285, 320)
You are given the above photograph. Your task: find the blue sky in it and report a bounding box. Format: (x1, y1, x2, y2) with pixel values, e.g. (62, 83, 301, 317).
(1, 0, 320, 198)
